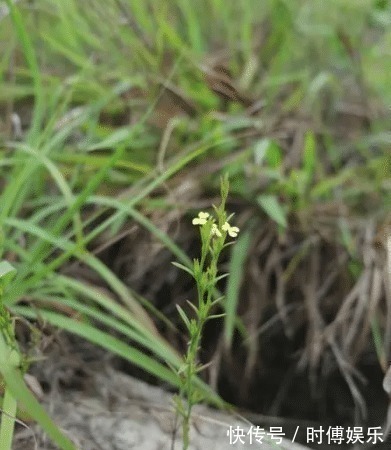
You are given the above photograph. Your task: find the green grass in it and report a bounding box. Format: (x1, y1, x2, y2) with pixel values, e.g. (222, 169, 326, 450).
(0, 0, 390, 448)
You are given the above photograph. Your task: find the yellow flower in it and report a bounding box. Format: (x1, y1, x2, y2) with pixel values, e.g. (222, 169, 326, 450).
(222, 221, 240, 237)
(211, 223, 222, 237)
(192, 211, 210, 225)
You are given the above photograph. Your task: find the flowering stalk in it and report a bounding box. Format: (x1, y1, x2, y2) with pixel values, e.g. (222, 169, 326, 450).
(173, 176, 239, 450)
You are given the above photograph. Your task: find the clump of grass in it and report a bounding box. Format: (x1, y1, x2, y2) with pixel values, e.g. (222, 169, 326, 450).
(173, 176, 239, 449)
(0, 260, 77, 450)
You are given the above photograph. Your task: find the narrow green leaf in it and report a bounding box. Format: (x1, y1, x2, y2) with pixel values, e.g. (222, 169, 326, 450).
(207, 313, 226, 320)
(13, 307, 179, 386)
(176, 304, 191, 330)
(224, 229, 252, 347)
(215, 273, 229, 282)
(5, 0, 43, 143)
(257, 194, 287, 228)
(253, 138, 270, 165)
(265, 140, 283, 169)
(0, 388, 17, 450)
(1, 368, 76, 450)
(303, 130, 316, 181)
(0, 334, 75, 450)
(87, 127, 135, 150)
(0, 262, 16, 288)
(172, 261, 194, 277)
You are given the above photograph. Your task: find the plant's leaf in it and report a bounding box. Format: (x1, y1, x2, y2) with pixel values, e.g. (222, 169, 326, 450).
(256, 194, 287, 228)
(171, 261, 194, 277)
(0, 333, 75, 450)
(176, 304, 191, 330)
(224, 229, 252, 347)
(303, 130, 316, 182)
(0, 262, 16, 288)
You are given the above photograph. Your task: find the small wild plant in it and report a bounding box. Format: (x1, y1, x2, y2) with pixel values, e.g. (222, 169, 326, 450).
(173, 176, 239, 450)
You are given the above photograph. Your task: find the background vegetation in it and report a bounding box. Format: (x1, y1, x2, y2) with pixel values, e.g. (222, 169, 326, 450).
(0, 0, 390, 448)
